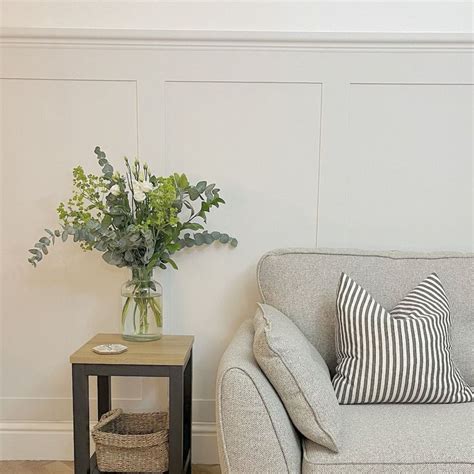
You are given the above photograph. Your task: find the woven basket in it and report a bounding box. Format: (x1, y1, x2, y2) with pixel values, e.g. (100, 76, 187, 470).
(92, 408, 168, 473)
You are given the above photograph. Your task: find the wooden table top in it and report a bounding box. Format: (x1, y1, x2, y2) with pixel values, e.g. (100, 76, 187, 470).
(70, 333, 194, 366)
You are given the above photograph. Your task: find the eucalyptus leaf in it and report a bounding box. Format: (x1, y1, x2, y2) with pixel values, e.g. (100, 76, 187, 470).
(102, 251, 124, 266)
(109, 207, 126, 216)
(94, 241, 107, 251)
(219, 233, 230, 244)
(113, 216, 125, 227)
(196, 181, 207, 193)
(194, 233, 204, 245)
(101, 215, 112, 228)
(103, 163, 113, 175)
(124, 250, 135, 263)
(204, 183, 215, 195)
(167, 258, 178, 270)
(183, 222, 203, 231)
(35, 243, 48, 255)
(184, 238, 195, 248)
(188, 187, 200, 201)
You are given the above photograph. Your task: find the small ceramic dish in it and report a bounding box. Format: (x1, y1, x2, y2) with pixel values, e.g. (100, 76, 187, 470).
(93, 344, 128, 355)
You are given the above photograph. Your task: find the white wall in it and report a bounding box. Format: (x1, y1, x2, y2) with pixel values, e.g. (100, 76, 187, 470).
(1, 1, 471, 33)
(0, 2, 473, 464)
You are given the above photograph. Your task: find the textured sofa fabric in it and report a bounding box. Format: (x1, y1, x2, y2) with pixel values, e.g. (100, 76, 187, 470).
(216, 319, 302, 474)
(303, 403, 473, 473)
(253, 304, 341, 451)
(257, 249, 473, 384)
(217, 249, 473, 473)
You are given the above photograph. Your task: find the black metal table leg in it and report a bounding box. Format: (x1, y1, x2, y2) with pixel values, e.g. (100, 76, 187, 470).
(97, 375, 111, 419)
(169, 365, 184, 473)
(72, 364, 90, 474)
(183, 351, 193, 474)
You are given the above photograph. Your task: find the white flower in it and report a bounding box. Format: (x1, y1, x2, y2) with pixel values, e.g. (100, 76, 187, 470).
(133, 179, 153, 194)
(109, 184, 121, 196)
(140, 180, 154, 193)
(134, 190, 146, 202)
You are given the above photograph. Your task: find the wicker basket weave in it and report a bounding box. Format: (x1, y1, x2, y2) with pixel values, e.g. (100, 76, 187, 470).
(92, 408, 168, 473)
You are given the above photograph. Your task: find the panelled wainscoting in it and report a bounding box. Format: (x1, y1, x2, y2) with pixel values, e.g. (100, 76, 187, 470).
(0, 29, 472, 463)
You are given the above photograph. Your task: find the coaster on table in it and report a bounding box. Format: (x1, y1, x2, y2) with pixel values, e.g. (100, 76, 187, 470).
(93, 344, 128, 355)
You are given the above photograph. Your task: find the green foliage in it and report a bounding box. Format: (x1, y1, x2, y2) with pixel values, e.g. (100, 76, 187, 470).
(28, 147, 238, 269)
(28, 229, 62, 267)
(146, 177, 178, 228)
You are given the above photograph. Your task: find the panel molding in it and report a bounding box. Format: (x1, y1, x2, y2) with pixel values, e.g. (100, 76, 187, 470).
(1, 28, 472, 52)
(350, 82, 474, 86)
(2, 27, 472, 464)
(163, 79, 323, 246)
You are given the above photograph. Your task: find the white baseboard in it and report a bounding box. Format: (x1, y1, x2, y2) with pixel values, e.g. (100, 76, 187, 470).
(0, 421, 218, 464)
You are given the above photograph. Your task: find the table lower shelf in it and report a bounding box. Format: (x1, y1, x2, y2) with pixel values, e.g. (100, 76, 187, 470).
(90, 450, 191, 474)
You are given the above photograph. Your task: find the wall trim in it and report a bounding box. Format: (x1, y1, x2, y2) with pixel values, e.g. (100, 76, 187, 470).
(1, 28, 472, 52)
(0, 420, 218, 463)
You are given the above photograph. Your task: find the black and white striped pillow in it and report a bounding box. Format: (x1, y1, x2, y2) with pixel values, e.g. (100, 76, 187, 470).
(332, 272, 473, 404)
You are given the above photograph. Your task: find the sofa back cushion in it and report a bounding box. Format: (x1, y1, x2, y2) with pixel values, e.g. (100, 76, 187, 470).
(253, 304, 341, 451)
(257, 249, 473, 384)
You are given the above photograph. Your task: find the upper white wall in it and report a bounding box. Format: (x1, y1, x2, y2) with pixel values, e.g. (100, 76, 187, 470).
(1, 1, 472, 33)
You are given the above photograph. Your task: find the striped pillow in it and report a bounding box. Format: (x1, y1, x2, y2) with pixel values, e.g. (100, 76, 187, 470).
(332, 272, 473, 404)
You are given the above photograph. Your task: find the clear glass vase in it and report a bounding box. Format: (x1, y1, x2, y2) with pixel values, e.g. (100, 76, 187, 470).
(121, 267, 163, 342)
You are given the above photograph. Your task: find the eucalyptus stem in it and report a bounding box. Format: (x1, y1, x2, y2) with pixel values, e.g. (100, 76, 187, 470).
(122, 268, 162, 340)
(132, 298, 138, 333)
(121, 296, 132, 328)
(148, 297, 162, 327)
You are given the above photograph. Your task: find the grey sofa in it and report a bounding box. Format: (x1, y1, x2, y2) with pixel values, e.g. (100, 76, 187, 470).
(216, 249, 473, 473)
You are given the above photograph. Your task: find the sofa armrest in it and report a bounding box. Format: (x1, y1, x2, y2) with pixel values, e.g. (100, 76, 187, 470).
(216, 319, 302, 474)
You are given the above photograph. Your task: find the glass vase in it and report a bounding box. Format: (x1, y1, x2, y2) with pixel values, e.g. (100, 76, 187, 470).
(121, 267, 163, 342)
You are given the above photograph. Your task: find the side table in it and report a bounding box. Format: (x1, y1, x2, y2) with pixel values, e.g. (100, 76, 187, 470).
(70, 333, 194, 474)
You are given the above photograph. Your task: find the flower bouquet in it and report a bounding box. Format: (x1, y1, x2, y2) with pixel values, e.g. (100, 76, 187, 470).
(28, 147, 237, 341)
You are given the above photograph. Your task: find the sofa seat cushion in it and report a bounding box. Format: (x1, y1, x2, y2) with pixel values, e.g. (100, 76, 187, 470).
(303, 403, 473, 473)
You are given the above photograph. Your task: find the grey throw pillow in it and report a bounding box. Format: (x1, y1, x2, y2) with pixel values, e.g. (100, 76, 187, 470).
(253, 303, 341, 452)
(332, 272, 473, 404)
